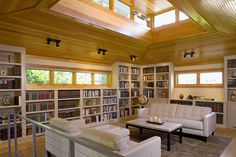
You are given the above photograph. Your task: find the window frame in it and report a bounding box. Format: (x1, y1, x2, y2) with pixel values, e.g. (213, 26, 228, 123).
(175, 69, 224, 88)
(26, 65, 112, 88)
(26, 68, 51, 84)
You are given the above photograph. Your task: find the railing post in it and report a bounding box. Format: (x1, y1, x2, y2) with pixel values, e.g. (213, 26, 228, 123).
(7, 113, 11, 157)
(14, 113, 18, 157)
(32, 124, 37, 157)
(68, 140, 75, 157)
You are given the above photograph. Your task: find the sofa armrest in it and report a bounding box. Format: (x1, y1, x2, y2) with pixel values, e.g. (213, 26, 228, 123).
(137, 108, 149, 118)
(118, 136, 161, 157)
(203, 112, 216, 137)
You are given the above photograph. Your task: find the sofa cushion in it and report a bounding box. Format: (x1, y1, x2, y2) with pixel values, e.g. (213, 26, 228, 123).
(80, 128, 129, 151)
(149, 103, 158, 116)
(155, 103, 177, 118)
(93, 124, 130, 138)
(49, 118, 85, 133)
(168, 118, 203, 130)
(175, 105, 211, 121)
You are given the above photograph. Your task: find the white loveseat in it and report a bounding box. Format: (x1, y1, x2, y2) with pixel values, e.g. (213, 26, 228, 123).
(75, 127, 161, 157)
(137, 103, 216, 141)
(45, 118, 161, 157)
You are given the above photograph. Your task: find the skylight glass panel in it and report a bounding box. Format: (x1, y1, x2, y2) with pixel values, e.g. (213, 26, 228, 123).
(179, 11, 189, 21)
(91, 0, 109, 9)
(154, 10, 176, 27)
(114, 0, 130, 18)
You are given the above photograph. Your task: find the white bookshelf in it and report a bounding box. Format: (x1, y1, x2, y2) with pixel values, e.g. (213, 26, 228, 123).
(0, 44, 25, 140)
(112, 62, 142, 117)
(224, 55, 236, 128)
(141, 63, 174, 103)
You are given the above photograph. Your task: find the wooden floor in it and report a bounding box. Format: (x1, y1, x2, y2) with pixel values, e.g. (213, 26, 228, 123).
(0, 121, 236, 157)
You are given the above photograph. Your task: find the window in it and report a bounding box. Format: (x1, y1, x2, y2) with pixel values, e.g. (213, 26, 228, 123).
(91, 0, 109, 9)
(94, 73, 108, 85)
(178, 73, 197, 85)
(154, 10, 176, 27)
(200, 72, 222, 84)
(27, 69, 50, 84)
(114, 0, 130, 18)
(179, 11, 189, 21)
(176, 70, 223, 87)
(76, 72, 92, 84)
(54, 71, 72, 84)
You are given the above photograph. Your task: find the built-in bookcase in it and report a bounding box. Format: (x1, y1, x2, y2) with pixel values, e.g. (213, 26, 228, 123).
(25, 90, 55, 135)
(112, 62, 142, 117)
(0, 44, 25, 140)
(58, 89, 80, 120)
(102, 88, 118, 121)
(224, 55, 236, 128)
(142, 63, 173, 102)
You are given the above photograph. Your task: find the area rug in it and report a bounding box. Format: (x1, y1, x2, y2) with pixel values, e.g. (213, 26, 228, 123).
(129, 129, 232, 157)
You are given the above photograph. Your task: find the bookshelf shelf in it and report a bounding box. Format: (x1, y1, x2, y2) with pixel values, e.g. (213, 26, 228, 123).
(84, 105, 101, 108)
(65, 116, 80, 120)
(26, 110, 55, 115)
(0, 62, 21, 66)
(58, 98, 80, 101)
(58, 107, 80, 111)
(83, 113, 101, 117)
(25, 99, 55, 103)
(0, 89, 21, 92)
(0, 105, 21, 109)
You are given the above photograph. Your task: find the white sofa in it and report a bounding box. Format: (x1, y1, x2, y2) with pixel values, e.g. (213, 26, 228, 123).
(45, 118, 161, 157)
(137, 103, 216, 141)
(75, 127, 161, 157)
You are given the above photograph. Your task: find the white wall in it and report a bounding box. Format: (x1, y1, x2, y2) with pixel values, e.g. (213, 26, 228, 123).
(173, 63, 224, 101)
(26, 54, 112, 71)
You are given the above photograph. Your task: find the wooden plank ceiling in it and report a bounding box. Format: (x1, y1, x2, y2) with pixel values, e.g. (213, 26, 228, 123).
(0, 0, 235, 66)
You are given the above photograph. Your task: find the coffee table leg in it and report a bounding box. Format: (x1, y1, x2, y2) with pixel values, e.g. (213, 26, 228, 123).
(139, 127, 143, 134)
(126, 124, 128, 128)
(167, 132, 170, 151)
(179, 128, 182, 144)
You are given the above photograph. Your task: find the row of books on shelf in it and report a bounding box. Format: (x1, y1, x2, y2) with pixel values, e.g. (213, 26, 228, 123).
(156, 81, 168, 88)
(228, 59, 236, 68)
(119, 81, 129, 88)
(170, 100, 193, 106)
(103, 105, 117, 113)
(119, 91, 129, 97)
(26, 91, 54, 100)
(26, 102, 54, 112)
(85, 116, 100, 124)
(131, 82, 140, 88)
(26, 126, 45, 136)
(131, 68, 140, 74)
(0, 114, 21, 124)
(131, 90, 139, 97)
(0, 79, 21, 89)
(83, 108, 100, 116)
(119, 66, 128, 73)
(143, 75, 154, 81)
(156, 66, 169, 73)
(119, 75, 128, 80)
(58, 100, 79, 109)
(103, 113, 117, 121)
(143, 68, 154, 74)
(156, 74, 169, 80)
(216, 114, 223, 124)
(58, 109, 80, 119)
(103, 98, 117, 104)
(131, 75, 140, 81)
(143, 89, 154, 98)
(0, 126, 22, 140)
(26, 112, 53, 123)
(195, 102, 224, 113)
(82, 90, 100, 97)
(120, 109, 129, 118)
(103, 89, 117, 96)
(58, 90, 80, 99)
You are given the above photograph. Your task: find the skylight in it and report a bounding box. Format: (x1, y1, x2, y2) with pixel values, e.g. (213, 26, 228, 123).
(91, 0, 109, 9)
(154, 10, 176, 27)
(179, 11, 189, 21)
(114, 0, 130, 18)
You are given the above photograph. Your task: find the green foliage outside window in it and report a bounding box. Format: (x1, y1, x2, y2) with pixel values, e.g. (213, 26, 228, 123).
(77, 72, 92, 84)
(95, 73, 108, 85)
(91, 0, 109, 8)
(54, 71, 72, 84)
(26, 69, 50, 84)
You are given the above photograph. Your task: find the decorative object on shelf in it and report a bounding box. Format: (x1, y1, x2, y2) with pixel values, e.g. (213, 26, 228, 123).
(137, 95, 148, 108)
(179, 93, 184, 99)
(86, 99, 93, 106)
(231, 70, 236, 78)
(187, 95, 193, 100)
(0, 66, 7, 76)
(231, 90, 236, 102)
(2, 95, 11, 106)
(8, 54, 14, 63)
